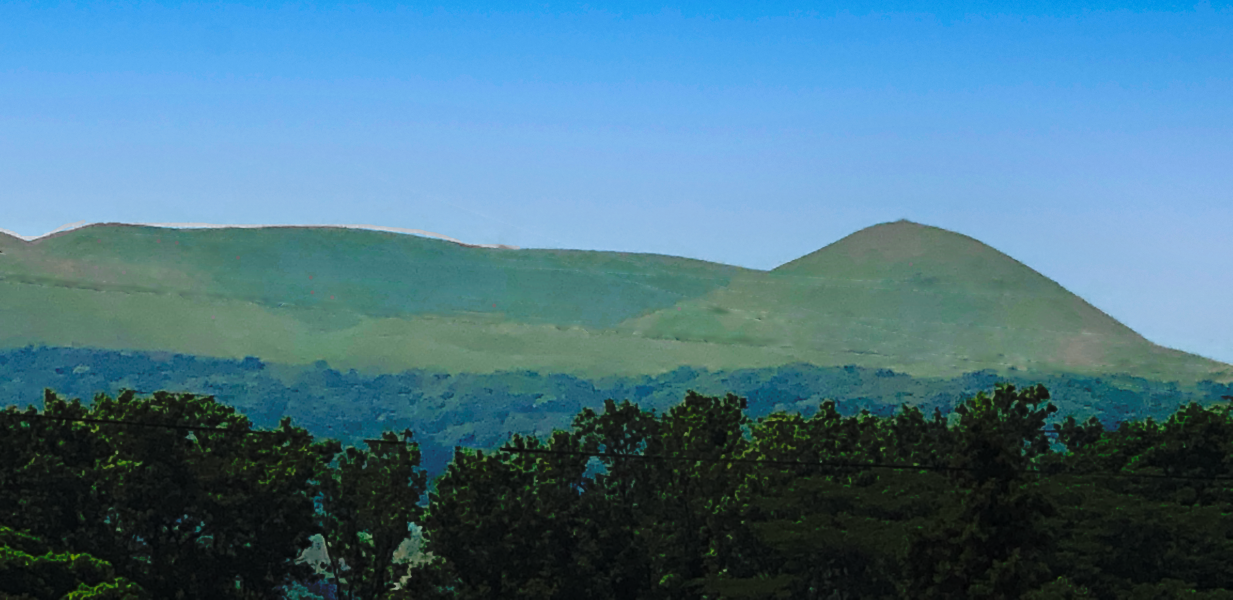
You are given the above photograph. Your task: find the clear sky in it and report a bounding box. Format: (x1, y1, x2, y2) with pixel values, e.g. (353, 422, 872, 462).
(2, 1, 1231, 365)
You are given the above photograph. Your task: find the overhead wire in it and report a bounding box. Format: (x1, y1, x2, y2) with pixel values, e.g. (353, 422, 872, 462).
(498, 446, 1233, 483)
(8, 408, 1233, 482)
(0, 412, 399, 447)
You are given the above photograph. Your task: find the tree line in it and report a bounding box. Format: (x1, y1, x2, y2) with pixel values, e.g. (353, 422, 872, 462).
(5, 383, 1233, 599)
(8, 345, 1229, 480)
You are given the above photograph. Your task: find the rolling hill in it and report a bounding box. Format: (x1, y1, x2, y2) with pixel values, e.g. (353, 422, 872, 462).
(618, 220, 1227, 381)
(0, 220, 1228, 383)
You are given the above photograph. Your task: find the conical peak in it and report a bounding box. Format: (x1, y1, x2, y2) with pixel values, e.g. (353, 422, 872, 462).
(773, 220, 998, 273)
(769, 219, 1086, 308)
(757, 219, 1152, 356)
(828, 219, 975, 262)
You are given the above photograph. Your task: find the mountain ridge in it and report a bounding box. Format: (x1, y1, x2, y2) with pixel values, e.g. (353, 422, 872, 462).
(0, 219, 1227, 383)
(17, 221, 520, 249)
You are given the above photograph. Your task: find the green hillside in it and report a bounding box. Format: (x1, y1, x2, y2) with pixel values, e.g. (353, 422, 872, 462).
(619, 220, 1229, 380)
(1, 224, 747, 327)
(0, 220, 1228, 382)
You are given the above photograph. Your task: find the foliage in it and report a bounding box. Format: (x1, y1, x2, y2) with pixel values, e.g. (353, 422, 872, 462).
(719, 402, 954, 599)
(409, 383, 1233, 599)
(12, 378, 1233, 599)
(902, 383, 1059, 599)
(406, 430, 606, 600)
(0, 525, 147, 600)
(316, 429, 427, 600)
(2, 346, 1225, 481)
(0, 390, 339, 600)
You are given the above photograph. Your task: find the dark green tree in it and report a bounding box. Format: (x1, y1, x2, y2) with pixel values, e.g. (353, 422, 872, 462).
(571, 398, 661, 600)
(640, 391, 753, 599)
(317, 429, 428, 600)
(0, 525, 147, 600)
(412, 391, 755, 600)
(1052, 414, 1105, 456)
(1040, 401, 1233, 598)
(1034, 474, 1233, 600)
(407, 429, 605, 600)
(561, 391, 758, 599)
(714, 402, 952, 599)
(903, 383, 1060, 599)
(0, 395, 113, 565)
(1020, 575, 1094, 599)
(1, 389, 338, 600)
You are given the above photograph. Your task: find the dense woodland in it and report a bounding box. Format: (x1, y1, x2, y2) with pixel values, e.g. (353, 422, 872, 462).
(4, 345, 1229, 479)
(6, 381, 1233, 599)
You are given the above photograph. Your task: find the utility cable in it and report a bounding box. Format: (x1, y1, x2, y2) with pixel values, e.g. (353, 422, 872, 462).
(8, 412, 1230, 482)
(0, 412, 400, 447)
(498, 446, 1233, 483)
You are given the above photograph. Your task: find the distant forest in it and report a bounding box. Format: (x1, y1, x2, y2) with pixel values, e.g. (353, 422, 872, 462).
(1, 345, 1230, 477)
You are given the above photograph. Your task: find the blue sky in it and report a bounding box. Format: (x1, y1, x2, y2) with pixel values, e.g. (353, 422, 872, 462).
(2, 1, 1231, 365)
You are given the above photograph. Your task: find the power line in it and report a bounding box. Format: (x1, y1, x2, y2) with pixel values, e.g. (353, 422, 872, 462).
(500, 446, 973, 473)
(10, 413, 1229, 482)
(0, 412, 402, 446)
(499, 446, 1233, 483)
(0, 409, 1128, 453)
(7, 412, 279, 435)
(3, 408, 1075, 443)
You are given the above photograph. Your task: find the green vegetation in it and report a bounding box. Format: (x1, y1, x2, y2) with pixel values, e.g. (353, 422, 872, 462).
(9, 383, 1233, 599)
(4, 345, 1231, 480)
(0, 388, 425, 600)
(619, 221, 1225, 381)
(404, 384, 1233, 600)
(318, 429, 426, 600)
(1, 221, 1227, 381)
(5, 219, 1233, 597)
(7, 224, 746, 329)
(0, 526, 146, 599)
(0, 390, 341, 599)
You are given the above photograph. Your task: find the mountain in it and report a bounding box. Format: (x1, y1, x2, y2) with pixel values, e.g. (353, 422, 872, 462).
(619, 220, 1227, 380)
(0, 220, 1228, 382)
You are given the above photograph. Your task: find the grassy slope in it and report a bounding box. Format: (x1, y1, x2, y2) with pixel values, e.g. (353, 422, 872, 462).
(0, 222, 1228, 382)
(0, 224, 775, 376)
(616, 221, 1233, 381)
(6, 224, 747, 327)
